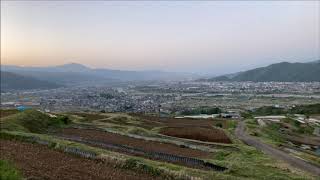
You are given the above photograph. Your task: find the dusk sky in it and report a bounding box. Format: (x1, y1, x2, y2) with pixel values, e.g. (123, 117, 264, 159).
(1, 1, 319, 74)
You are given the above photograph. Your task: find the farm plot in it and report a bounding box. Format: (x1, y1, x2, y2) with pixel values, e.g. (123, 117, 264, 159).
(58, 135, 227, 171)
(0, 109, 19, 118)
(58, 128, 211, 158)
(133, 115, 216, 127)
(56, 128, 228, 171)
(0, 139, 160, 180)
(160, 126, 232, 144)
(114, 115, 233, 144)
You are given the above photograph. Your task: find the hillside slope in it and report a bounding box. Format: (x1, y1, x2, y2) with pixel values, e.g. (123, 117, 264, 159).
(205, 61, 320, 82)
(0, 109, 69, 133)
(1, 71, 61, 91)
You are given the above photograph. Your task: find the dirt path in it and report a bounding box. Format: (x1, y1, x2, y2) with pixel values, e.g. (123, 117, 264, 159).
(235, 121, 320, 176)
(0, 139, 161, 180)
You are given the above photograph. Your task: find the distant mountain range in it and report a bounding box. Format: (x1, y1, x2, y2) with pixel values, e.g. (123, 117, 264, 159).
(1, 71, 62, 92)
(200, 60, 320, 82)
(2, 63, 198, 86)
(2, 60, 319, 91)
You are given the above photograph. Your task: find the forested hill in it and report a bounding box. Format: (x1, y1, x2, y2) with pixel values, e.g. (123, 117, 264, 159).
(203, 61, 320, 82)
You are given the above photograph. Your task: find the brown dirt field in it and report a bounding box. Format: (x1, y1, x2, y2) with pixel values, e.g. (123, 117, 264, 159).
(160, 127, 232, 144)
(0, 139, 161, 180)
(134, 115, 215, 127)
(59, 128, 211, 158)
(134, 115, 228, 128)
(131, 115, 232, 144)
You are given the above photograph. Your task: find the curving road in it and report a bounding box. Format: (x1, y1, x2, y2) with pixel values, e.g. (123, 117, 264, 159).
(235, 121, 320, 176)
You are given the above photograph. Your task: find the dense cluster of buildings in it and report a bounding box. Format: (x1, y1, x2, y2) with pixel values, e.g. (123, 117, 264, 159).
(1, 81, 319, 114)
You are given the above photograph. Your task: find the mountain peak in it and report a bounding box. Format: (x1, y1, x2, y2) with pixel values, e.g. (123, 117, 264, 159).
(58, 63, 89, 68)
(55, 63, 91, 72)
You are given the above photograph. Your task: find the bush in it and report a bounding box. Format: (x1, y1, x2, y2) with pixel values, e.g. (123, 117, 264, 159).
(253, 104, 320, 116)
(241, 112, 253, 119)
(214, 151, 231, 161)
(215, 123, 223, 128)
(253, 106, 286, 116)
(289, 104, 320, 114)
(293, 120, 301, 127)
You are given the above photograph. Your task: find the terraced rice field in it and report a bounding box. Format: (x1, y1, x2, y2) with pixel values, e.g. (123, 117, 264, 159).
(0, 139, 160, 180)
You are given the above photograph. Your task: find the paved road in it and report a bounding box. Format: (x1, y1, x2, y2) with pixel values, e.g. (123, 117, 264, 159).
(235, 121, 320, 176)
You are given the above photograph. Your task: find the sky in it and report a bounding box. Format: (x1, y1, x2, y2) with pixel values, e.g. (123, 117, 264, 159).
(1, 1, 319, 75)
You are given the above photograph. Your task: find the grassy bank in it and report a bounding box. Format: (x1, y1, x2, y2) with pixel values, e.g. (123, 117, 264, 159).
(0, 159, 22, 180)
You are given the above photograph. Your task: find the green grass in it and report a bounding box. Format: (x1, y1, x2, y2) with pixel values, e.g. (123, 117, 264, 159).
(226, 120, 238, 134)
(244, 119, 286, 145)
(252, 103, 320, 116)
(223, 145, 298, 179)
(69, 112, 108, 122)
(244, 117, 320, 172)
(245, 117, 316, 146)
(209, 127, 316, 180)
(286, 150, 320, 167)
(0, 109, 70, 133)
(0, 160, 22, 180)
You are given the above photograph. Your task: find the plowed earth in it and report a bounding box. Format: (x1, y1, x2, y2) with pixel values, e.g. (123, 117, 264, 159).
(0, 139, 161, 180)
(160, 126, 232, 144)
(133, 115, 232, 144)
(59, 128, 211, 158)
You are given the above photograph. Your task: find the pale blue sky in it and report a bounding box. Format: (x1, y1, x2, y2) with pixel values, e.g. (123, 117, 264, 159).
(1, 1, 319, 74)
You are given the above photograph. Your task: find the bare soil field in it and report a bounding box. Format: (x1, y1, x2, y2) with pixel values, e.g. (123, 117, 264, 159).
(59, 128, 211, 158)
(160, 126, 232, 144)
(133, 115, 232, 144)
(0, 139, 161, 180)
(134, 115, 215, 127)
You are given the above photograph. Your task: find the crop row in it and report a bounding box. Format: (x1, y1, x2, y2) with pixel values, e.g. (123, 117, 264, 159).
(58, 135, 227, 171)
